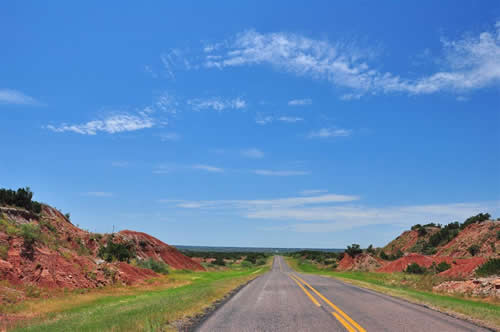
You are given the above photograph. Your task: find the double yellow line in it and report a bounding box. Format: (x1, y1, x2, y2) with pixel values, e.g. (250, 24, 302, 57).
(288, 274, 366, 332)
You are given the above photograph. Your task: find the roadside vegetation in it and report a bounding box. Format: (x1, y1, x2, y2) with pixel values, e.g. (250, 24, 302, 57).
(4, 257, 271, 331)
(286, 257, 500, 329)
(181, 250, 269, 268)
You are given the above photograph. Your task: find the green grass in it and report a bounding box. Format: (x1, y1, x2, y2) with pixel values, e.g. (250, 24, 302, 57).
(8, 264, 269, 332)
(286, 257, 500, 330)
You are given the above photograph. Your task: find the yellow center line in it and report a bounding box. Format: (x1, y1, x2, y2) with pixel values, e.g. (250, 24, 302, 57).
(288, 274, 321, 307)
(279, 257, 282, 271)
(332, 312, 357, 332)
(293, 274, 366, 332)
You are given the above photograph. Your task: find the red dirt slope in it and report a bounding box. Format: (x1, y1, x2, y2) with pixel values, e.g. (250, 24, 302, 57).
(436, 221, 500, 257)
(119, 230, 204, 271)
(0, 204, 203, 293)
(337, 253, 386, 272)
(376, 253, 487, 277)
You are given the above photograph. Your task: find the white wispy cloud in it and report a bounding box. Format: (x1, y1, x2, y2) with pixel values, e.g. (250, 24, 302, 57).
(160, 132, 180, 141)
(255, 115, 273, 125)
(288, 98, 312, 106)
(192, 164, 224, 173)
(160, 49, 192, 79)
(241, 148, 264, 159)
(308, 128, 351, 138)
(249, 201, 500, 232)
(278, 116, 303, 123)
(300, 189, 328, 196)
(205, 22, 500, 97)
(253, 169, 310, 176)
(160, 193, 359, 210)
(84, 192, 113, 197)
(46, 113, 154, 135)
(0, 89, 40, 105)
(161, 191, 500, 233)
(188, 97, 246, 111)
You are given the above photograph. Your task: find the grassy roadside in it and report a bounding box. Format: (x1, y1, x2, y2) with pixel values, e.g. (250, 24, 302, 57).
(6, 264, 269, 332)
(286, 257, 500, 330)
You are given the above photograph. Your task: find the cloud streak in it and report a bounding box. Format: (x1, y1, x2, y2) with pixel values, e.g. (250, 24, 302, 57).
(205, 22, 500, 97)
(0, 89, 40, 105)
(308, 128, 351, 138)
(46, 113, 154, 135)
(288, 98, 312, 106)
(192, 164, 224, 173)
(253, 169, 309, 176)
(188, 97, 246, 111)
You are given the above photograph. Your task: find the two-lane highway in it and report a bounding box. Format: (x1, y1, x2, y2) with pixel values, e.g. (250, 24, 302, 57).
(196, 256, 487, 331)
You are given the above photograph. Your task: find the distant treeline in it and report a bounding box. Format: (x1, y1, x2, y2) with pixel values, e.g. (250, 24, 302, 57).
(176, 245, 343, 254)
(181, 250, 269, 261)
(0, 187, 42, 214)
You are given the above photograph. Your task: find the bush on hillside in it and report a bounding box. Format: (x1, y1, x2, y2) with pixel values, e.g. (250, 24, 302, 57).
(98, 237, 136, 263)
(366, 244, 376, 254)
(467, 244, 480, 256)
(345, 244, 362, 257)
(475, 258, 500, 277)
(20, 223, 41, 260)
(460, 213, 491, 230)
(137, 258, 169, 274)
(436, 261, 451, 273)
(213, 256, 226, 266)
(379, 249, 403, 261)
(405, 263, 426, 274)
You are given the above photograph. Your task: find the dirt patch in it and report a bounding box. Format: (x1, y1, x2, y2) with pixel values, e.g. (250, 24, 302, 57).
(337, 253, 386, 272)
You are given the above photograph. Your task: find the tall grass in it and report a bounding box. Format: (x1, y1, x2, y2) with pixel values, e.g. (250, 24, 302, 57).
(9, 265, 268, 332)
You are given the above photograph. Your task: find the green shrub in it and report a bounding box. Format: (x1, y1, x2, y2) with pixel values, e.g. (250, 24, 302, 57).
(461, 213, 491, 230)
(468, 244, 480, 256)
(0, 244, 8, 259)
(241, 260, 253, 268)
(497, 231, 500, 240)
(256, 258, 267, 266)
(213, 256, 226, 266)
(25, 285, 41, 298)
(475, 258, 500, 277)
(98, 237, 136, 263)
(366, 244, 376, 254)
(436, 261, 451, 273)
(137, 258, 169, 274)
(405, 263, 426, 274)
(40, 220, 57, 233)
(345, 244, 362, 257)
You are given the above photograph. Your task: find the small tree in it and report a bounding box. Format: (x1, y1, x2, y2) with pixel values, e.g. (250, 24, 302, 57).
(405, 263, 426, 274)
(468, 244, 480, 256)
(366, 244, 376, 254)
(475, 258, 500, 277)
(213, 256, 225, 266)
(345, 244, 362, 257)
(436, 261, 451, 273)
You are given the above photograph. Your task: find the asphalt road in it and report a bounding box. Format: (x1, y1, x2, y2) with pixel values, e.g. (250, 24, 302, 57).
(195, 256, 488, 332)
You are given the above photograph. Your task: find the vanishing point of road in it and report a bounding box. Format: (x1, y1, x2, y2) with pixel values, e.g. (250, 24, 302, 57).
(196, 256, 488, 332)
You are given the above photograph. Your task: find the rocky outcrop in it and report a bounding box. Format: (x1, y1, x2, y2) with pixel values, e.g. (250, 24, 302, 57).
(433, 277, 500, 298)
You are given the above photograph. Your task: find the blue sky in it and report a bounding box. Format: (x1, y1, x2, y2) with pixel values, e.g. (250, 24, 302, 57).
(1, 1, 499, 248)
